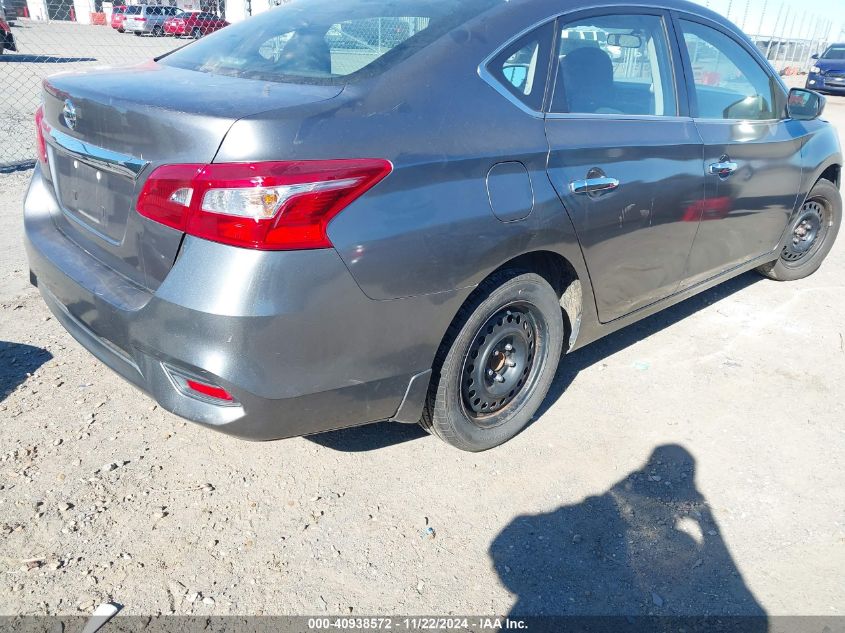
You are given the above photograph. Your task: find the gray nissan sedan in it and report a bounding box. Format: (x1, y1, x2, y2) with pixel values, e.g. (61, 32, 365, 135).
(25, 0, 842, 451)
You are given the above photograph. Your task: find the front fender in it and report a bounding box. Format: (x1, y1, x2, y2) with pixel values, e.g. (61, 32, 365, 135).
(802, 120, 842, 192)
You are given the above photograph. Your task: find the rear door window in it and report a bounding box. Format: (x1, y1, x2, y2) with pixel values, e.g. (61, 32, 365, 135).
(550, 13, 677, 116)
(160, 0, 498, 83)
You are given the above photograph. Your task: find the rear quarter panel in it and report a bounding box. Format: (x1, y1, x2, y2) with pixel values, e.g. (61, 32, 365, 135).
(214, 2, 590, 303)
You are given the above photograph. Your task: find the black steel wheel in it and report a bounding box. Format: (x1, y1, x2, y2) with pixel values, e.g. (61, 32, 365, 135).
(780, 199, 829, 265)
(460, 304, 540, 424)
(421, 270, 564, 451)
(758, 178, 841, 281)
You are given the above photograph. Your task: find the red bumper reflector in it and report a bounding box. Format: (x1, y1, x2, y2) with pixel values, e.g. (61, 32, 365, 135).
(185, 379, 234, 402)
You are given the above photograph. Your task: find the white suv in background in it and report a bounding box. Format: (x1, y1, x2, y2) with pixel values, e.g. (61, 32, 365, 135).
(123, 5, 181, 36)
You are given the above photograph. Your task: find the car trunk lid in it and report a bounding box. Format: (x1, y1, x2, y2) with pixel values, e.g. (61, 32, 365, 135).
(41, 62, 343, 290)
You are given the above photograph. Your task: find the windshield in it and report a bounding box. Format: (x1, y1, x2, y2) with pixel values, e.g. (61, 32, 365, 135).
(160, 0, 498, 84)
(821, 46, 845, 60)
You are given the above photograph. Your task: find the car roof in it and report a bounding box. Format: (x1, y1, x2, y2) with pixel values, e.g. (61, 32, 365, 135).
(473, 0, 744, 53)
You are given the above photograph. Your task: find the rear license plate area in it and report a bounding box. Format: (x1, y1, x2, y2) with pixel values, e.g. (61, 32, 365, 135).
(52, 149, 135, 243)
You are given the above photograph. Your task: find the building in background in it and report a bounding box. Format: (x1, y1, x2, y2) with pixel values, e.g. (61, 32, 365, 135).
(224, 0, 283, 24)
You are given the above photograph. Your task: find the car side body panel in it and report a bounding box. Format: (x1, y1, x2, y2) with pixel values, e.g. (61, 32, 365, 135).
(800, 121, 844, 191)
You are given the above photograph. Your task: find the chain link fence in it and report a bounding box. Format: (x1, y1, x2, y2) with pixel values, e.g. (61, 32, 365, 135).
(1, 6, 186, 169)
(0, 0, 842, 169)
(0, 2, 433, 168)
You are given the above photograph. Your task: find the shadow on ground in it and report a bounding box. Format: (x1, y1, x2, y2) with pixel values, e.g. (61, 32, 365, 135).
(0, 341, 52, 402)
(308, 420, 428, 452)
(489, 444, 767, 630)
(537, 271, 760, 417)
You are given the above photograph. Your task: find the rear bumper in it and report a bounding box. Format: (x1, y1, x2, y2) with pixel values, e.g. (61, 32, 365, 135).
(25, 165, 449, 440)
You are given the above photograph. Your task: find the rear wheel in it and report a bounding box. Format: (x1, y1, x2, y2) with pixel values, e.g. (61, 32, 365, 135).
(421, 270, 564, 452)
(757, 178, 841, 281)
(192, 27, 202, 39)
(133, 31, 141, 36)
(152, 25, 163, 36)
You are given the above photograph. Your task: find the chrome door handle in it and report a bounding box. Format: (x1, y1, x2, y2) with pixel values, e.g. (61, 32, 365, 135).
(569, 176, 620, 195)
(709, 161, 738, 177)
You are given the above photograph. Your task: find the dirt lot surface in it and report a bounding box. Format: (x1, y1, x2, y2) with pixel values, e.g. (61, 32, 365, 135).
(1, 72, 844, 620)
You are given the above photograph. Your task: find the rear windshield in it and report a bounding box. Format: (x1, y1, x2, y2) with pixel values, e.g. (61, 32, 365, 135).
(159, 0, 498, 84)
(822, 46, 845, 60)
(124, 5, 141, 14)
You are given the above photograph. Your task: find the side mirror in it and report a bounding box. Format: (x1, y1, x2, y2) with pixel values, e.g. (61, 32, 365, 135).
(811, 53, 820, 60)
(787, 88, 826, 121)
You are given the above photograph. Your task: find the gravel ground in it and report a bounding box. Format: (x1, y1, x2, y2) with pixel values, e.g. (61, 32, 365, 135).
(0, 78, 844, 620)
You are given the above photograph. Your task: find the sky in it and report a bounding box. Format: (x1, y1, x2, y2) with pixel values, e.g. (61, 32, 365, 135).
(691, 0, 845, 41)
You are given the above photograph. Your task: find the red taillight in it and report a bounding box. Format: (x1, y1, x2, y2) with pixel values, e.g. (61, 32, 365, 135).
(136, 159, 392, 250)
(34, 105, 49, 166)
(136, 163, 203, 231)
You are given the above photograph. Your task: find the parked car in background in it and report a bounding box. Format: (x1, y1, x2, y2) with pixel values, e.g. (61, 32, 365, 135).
(164, 11, 228, 38)
(0, 17, 15, 54)
(26, 0, 842, 451)
(0, 0, 15, 24)
(807, 44, 845, 94)
(123, 5, 181, 36)
(111, 5, 128, 32)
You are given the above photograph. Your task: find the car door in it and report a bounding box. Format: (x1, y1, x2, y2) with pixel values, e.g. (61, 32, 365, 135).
(674, 14, 803, 288)
(544, 9, 705, 322)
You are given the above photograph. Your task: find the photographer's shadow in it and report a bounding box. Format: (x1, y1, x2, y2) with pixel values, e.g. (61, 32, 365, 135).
(0, 341, 52, 403)
(490, 444, 766, 628)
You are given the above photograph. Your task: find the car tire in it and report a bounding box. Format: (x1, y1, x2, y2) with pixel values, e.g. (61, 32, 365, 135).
(117, 28, 124, 33)
(192, 27, 202, 39)
(757, 178, 841, 281)
(133, 31, 141, 36)
(420, 270, 564, 452)
(152, 25, 163, 36)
